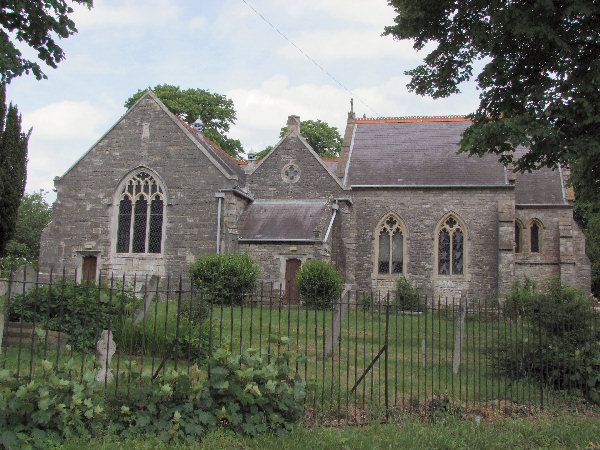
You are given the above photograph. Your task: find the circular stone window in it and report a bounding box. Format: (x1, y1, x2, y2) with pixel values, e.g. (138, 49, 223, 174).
(282, 163, 301, 183)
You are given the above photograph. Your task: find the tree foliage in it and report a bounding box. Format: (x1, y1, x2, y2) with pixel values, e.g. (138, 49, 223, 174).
(0, 0, 93, 83)
(124, 84, 243, 158)
(0, 83, 29, 256)
(254, 145, 273, 161)
(0, 190, 52, 272)
(384, 0, 600, 201)
(280, 119, 342, 158)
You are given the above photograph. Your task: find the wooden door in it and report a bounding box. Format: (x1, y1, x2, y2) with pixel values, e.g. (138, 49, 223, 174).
(82, 256, 97, 282)
(284, 258, 301, 304)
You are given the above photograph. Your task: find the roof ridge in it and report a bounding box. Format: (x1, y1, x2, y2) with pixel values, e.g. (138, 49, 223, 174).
(201, 135, 245, 164)
(356, 115, 469, 123)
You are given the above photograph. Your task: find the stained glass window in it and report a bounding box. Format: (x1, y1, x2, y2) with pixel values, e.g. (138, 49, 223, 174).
(515, 222, 521, 253)
(377, 214, 404, 275)
(438, 216, 464, 276)
(116, 171, 165, 254)
(116, 197, 132, 253)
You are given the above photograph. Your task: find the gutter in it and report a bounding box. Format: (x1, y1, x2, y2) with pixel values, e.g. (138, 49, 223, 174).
(238, 238, 321, 243)
(351, 184, 514, 189)
(215, 192, 225, 253)
(322, 202, 339, 250)
(219, 187, 254, 202)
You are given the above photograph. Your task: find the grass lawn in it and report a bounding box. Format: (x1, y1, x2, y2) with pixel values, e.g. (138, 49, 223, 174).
(55, 413, 600, 449)
(1, 298, 566, 420)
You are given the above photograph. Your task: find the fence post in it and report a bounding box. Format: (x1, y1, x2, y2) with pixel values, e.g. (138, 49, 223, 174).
(384, 292, 390, 421)
(453, 297, 466, 374)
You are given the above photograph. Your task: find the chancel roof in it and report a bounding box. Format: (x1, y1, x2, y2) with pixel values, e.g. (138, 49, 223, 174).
(238, 200, 329, 241)
(345, 118, 506, 187)
(513, 147, 566, 205)
(345, 117, 567, 205)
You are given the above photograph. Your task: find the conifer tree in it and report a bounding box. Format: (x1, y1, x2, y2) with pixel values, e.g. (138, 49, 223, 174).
(0, 84, 30, 255)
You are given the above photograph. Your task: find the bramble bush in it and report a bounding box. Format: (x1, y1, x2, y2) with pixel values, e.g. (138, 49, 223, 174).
(6, 279, 139, 351)
(1, 342, 305, 446)
(189, 252, 259, 305)
(295, 259, 343, 309)
(392, 276, 424, 312)
(493, 277, 600, 404)
(0, 360, 103, 449)
(108, 343, 305, 442)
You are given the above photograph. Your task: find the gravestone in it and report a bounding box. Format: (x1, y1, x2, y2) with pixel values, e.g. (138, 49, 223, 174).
(96, 330, 116, 383)
(9, 265, 35, 296)
(132, 275, 160, 325)
(323, 285, 352, 357)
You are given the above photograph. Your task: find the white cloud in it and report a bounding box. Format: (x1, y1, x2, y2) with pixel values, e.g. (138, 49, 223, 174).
(23, 101, 117, 141)
(72, 0, 181, 30)
(265, 0, 396, 27)
(188, 16, 208, 30)
(227, 74, 480, 154)
(22, 101, 119, 199)
(277, 28, 419, 62)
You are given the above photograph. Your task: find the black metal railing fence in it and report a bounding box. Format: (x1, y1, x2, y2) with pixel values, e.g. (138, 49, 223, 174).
(1, 269, 598, 423)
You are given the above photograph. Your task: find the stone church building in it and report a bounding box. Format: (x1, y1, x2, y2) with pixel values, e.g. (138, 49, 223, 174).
(39, 91, 590, 302)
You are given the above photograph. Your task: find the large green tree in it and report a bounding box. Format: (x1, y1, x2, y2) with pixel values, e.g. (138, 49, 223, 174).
(125, 84, 244, 159)
(0, 0, 93, 83)
(0, 83, 30, 255)
(384, 0, 600, 201)
(255, 119, 342, 160)
(4, 191, 52, 259)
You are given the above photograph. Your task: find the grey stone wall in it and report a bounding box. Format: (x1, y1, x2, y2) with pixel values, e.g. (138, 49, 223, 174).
(239, 242, 329, 287)
(514, 206, 590, 292)
(247, 133, 344, 200)
(39, 94, 238, 279)
(347, 187, 515, 302)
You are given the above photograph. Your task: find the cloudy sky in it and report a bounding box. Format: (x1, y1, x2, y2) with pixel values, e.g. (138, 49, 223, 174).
(6, 0, 480, 201)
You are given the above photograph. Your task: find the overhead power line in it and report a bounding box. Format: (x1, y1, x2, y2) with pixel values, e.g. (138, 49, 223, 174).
(240, 0, 379, 117)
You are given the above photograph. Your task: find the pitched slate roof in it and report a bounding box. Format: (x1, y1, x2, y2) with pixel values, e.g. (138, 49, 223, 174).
(176, 118, 246, 182)
(345, 117, 567, 205)
(513, 147, 566, 205)
(345, 118, 506, 186)
(238, 200, 329, 241)
(322, 157, 339, 174)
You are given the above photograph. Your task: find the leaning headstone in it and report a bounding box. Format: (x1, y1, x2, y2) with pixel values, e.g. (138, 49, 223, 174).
(132, 275, 160, 325)
(9, 265, 35, 296)
(96, 330, 116, 383)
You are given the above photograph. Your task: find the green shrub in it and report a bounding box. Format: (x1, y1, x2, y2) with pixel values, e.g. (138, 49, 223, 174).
(6, 280, 139, 351)
(493, 277, 600, 404)
(295, 259, 343, 310)
(0, 360, 103, 449)
(109, 344, 305, 442)
(392, 276, 424, 312)
(189, 252, 259, 305)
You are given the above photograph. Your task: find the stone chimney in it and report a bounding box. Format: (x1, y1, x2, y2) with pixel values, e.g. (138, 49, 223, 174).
(286, 115, 301, 134)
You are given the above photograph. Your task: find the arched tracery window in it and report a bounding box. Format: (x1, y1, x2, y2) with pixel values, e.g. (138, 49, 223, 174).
(437, 215, 465, 276)
(116, 171, 164, 254)
(377, 214, 404, 275)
